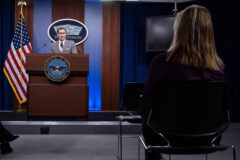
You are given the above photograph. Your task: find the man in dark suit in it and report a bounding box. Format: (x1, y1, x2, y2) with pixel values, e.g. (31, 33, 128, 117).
(50, 27, 77, 54)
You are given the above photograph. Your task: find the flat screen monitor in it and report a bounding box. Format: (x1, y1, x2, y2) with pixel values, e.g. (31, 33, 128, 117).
(146, 16, 175, 52)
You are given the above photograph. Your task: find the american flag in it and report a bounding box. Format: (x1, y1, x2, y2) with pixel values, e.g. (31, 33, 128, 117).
(3, 13, 32, 104)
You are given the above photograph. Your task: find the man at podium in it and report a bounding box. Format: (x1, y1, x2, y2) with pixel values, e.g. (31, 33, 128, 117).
(50, 27, 77, 54)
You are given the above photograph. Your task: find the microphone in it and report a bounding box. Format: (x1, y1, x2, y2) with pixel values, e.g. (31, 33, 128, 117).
(35, 43, 47, 52)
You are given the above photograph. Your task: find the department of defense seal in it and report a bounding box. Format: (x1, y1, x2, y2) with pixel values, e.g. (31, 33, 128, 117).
(44, 56, 70, 82)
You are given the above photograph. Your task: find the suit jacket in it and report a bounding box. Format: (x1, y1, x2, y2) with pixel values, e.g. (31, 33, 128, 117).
(50, 40, 77, 54)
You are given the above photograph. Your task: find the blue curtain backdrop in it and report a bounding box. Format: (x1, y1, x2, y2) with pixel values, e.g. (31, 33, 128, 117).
(0, 0, 15, 110)
(120, 2, 183, 104)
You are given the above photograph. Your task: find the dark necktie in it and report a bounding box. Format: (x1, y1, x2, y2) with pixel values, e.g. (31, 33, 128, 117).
(60, 42, 63, 48)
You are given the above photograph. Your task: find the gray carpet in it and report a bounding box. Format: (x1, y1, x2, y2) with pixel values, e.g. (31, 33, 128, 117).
(1, 134, 142, 160)
(0, 123, 239, 160)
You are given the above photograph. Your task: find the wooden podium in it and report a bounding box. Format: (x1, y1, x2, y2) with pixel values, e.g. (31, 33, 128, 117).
(26, 54, 89, 117)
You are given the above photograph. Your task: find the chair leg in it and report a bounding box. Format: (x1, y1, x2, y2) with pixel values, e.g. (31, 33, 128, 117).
(117, 120, 122, 160)
(119, 120, 123, 160)
(231, 146, 236, 160)
(117, 121, 119, 159)
(205, 154, 208, 160)
(137, 137, 140, 160)
(169, 154, 171, 160)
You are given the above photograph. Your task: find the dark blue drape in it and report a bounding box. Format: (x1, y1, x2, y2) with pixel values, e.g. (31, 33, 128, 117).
(120, 2, 184, 105)
(0, 0, 15, 110)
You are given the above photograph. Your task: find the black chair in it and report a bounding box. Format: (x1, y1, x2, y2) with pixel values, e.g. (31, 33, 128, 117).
(116, 82, 144, 160)
(139, 81, 236, 160)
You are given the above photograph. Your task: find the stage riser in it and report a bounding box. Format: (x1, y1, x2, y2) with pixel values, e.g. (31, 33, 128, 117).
(2, 121, 141, 135)
(0, 111, 131, 121)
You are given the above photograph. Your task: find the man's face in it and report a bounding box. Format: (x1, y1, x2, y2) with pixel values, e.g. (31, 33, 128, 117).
(57, 29, 66, 41)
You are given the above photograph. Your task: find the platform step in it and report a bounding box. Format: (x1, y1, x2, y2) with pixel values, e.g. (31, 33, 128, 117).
(2, 121, 142, 135)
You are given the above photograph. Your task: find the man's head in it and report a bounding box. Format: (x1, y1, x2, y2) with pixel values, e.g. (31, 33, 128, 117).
(57, 28, 66, 41)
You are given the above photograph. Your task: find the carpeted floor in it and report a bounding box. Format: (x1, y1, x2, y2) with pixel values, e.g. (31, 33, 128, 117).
(0, 123, 239, 160)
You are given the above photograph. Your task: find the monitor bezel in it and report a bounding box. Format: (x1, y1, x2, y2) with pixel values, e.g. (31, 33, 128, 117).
(146, 15, 176, 52)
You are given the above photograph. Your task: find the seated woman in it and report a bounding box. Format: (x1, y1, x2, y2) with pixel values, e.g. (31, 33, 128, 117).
(140, 5, 224, 160)
(0, 122, 19, 154)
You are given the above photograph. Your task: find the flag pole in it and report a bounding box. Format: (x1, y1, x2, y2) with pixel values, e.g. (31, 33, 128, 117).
(16, 0, 27, 112)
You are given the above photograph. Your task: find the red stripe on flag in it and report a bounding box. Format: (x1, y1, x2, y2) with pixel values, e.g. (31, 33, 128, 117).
(15, 49, 26, 68)
(10, 48, 27, 76)
(22, 46, 27, 55)
(3, 65, 25, 101)
(8, 50, 28, 85)
(10, 47, 28, 75)
(26, 44, 32, 53)
(5, 59, 27, 97)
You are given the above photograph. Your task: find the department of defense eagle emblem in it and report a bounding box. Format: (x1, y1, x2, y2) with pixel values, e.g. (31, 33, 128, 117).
(44, 56, 70, 82)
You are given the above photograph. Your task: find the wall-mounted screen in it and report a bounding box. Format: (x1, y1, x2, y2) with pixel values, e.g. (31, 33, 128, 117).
(146, 16, 175, 52)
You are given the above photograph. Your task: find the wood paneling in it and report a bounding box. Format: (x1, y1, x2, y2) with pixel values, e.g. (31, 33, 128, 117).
(52, 0, 85, 54)
(14, 0, 33, 110)
(101, 2, 121, 111)
(28, 85, 88, 116)
(29, 76, 87, 85)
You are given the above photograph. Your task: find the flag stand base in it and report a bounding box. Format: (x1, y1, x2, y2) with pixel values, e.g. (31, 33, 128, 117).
(16, 109, 26, 112)
(16, 104, 26, 112)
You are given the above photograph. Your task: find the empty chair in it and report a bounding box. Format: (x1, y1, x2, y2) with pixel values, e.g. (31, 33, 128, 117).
(116, 82, 144, 160)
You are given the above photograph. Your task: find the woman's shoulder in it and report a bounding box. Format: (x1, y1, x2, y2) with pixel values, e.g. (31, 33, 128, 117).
(203, 68, 224, 80)
(155, 52, 168, 59)
(151, 52, 169, 64)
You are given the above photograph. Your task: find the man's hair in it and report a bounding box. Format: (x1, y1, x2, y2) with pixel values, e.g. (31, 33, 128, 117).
(57, 27, 66, 33)
(167, 5, 224, 71)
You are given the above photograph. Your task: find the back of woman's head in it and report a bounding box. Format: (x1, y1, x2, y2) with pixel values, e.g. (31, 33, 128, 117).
(167, 5, 224, 71)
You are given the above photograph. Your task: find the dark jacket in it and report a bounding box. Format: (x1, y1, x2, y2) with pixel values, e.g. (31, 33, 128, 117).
(140, 52, 224, 120)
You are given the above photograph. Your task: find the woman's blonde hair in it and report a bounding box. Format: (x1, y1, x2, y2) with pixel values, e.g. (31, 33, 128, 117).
(167, 5, 224, 71)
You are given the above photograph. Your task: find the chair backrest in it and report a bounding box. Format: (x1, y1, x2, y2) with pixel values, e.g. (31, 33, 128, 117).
(121, 82, 144, 112)
(148, 81, 229, 137)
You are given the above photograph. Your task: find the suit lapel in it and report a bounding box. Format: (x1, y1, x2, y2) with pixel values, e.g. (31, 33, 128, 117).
(56, 41, 60, 53)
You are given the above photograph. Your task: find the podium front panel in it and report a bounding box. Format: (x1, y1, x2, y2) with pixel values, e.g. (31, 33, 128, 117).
(26, 54, 89, 117)
(28, 84, 88, 116)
